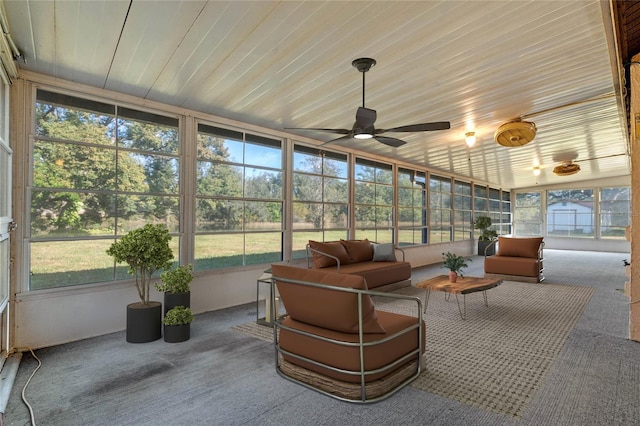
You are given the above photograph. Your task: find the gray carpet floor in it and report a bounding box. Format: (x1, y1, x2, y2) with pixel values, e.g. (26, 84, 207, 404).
(4, 249, 640, 425)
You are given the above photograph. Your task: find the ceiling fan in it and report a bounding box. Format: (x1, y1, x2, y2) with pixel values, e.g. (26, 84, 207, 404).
(285, 58, 451, 147)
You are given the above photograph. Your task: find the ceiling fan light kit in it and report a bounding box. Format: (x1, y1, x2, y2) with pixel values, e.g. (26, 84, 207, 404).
(494, 120, 537, 147)
(284, 58, 450, 148)
(553, 161, 581, 176)
(465, 131, 476, 147)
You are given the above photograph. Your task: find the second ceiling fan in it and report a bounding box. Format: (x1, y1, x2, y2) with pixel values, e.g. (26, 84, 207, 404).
(287, 58, 451, 147)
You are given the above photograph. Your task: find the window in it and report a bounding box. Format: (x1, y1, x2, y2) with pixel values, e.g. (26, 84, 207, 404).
(292, 145, 348, 257)
(397, 168, 427, 246)
(501, 191, 512, 235)
(473, 184, 488, 239)
(599, 187, 630, 239)
(195, 124, 283, 270)
(514, 191, 542, 236)
(546, 189, 594, 237)
(454, 180, 472, 241)
(429, 175, 452, 243)
(31, 90, 180, 290)
(354, 158, 394, 243)
(489, 187, 501, 230)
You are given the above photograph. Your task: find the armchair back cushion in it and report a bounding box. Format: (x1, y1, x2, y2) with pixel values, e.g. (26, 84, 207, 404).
(340, 239, 374, 262)
(308, 240, 351, 268)
(496, 237, 543, 258)
(271, 265, 386, 334)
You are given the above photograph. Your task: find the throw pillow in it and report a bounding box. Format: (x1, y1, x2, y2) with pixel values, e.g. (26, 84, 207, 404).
(271, 265, 386, 334)
(308, 240, 351, 268)
(372, 243, 397, 262)
(340, 239, 374, 262)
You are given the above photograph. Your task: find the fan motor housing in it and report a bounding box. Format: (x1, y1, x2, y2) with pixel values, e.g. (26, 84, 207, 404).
(553, 162, 581, 176)
(494, 120, 537, 147)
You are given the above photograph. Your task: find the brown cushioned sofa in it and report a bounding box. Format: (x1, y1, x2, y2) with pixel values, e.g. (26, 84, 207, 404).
(271, 264, 425, 403)
(306, 239, 411, 291)
(484, 236, 545, 283)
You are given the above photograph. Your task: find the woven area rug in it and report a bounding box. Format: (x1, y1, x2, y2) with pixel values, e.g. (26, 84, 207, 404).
(232, 281, 594, 417)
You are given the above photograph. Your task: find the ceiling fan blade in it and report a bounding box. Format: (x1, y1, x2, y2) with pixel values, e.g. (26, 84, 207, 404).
(378, 121, 451, 133)
(374, 136, 406, 147)
(285, 127, 350, 135)
(355, 107, 377, 129)
(319, 135, 353, 146)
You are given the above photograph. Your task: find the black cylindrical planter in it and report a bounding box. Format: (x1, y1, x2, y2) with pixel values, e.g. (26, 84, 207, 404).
(126, 302, 162, 343)
(164, 291, 191, 314)
(164, 324, 190, 343)
(478, 241, 496, 256)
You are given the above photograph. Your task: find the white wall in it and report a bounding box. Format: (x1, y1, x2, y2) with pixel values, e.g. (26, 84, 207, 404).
(13, 266, 263, 349)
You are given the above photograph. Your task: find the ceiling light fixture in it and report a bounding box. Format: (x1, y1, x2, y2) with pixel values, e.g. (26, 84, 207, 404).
(465, 132, 476, 147)
(533, 166, 541, 176)
(353, 131, 373, 140)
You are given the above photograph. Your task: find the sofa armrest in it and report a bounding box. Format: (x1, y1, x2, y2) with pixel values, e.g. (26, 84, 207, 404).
(306, 243, 342, 271)
(484, 240, 498, 258)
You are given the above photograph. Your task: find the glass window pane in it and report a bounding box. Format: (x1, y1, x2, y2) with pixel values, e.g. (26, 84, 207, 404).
(355, 205, 375, 228)
(245, 232, 282, 265)
(324, 177, 348, 203)
(245, 201, 282, 230)
(119, 153, 178, 194)
(293, 174, 322, 201)
(33, 141, 117, 190)
(30, 191, 116, 238)
(30, 240, 116, 290)
(324, 203, 348, 228)
(196, 199, 243, 232)
(196, 162, 243, 197)
(293, 151, 320, 173)
(323, 155, 347, 178)
(245, 139, 281, 168)
(117, 111, 179, 154)
(292, 202, 322, 229)
(194, 234, 243, 270)
(244, 168, 282, 199)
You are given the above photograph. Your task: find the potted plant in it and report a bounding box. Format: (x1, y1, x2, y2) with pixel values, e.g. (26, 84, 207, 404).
(442, 252, 472, 283)
(156, 264, 193, 314)
(163, 305, 194, 343)
(106, 224, 174, 343)
(474, 216, 498, 256)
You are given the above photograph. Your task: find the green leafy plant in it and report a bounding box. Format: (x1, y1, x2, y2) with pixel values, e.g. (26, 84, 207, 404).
(474, 216, 498, 241)
(106, 224, 174, 305)
(156, 264, 193, 294)
(163, 306, 194, 326)
(442, 252, 472, 277)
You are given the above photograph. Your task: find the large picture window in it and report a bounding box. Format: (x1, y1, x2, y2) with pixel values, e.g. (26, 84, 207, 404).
(292, 145, 348, 257)
(30, 90, 180, 290)
(546, 189, 594, 237)
(354, 158, 394, 243)
(195, 124, 283, 270)
(397, 168, 427, 246)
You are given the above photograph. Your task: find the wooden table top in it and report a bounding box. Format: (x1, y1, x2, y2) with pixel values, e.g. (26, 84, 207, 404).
(415, 275, 502, 294)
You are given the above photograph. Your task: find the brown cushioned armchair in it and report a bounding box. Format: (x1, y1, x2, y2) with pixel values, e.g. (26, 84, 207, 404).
(271, 264, 425, 403)
(484, 236, 545, 283)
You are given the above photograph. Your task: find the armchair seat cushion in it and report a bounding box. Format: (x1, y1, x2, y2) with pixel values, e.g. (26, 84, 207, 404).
(484, 255, 540, 277)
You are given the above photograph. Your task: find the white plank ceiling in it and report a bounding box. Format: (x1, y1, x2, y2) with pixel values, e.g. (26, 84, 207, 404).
(4, 0, 630, 189)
